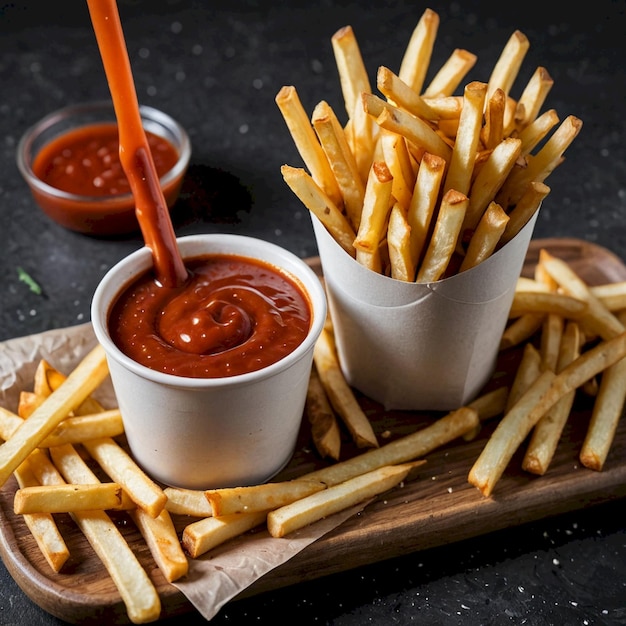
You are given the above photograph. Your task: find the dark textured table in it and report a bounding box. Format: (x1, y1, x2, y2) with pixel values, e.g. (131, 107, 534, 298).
(1, 1, 625, 624)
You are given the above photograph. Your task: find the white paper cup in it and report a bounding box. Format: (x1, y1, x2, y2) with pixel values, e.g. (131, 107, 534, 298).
(91, 234, 326, 489)
(312, 211, 539, 411)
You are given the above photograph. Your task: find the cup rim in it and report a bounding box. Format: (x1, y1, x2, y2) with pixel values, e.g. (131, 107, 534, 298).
(16, 100, 191, 204)
(91, 234, 327, 388)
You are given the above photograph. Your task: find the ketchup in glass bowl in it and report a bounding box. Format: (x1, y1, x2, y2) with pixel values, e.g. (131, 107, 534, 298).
(16, 101, 190, 236)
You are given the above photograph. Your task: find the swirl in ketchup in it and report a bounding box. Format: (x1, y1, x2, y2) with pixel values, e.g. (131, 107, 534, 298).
(108, 254, 312, 378)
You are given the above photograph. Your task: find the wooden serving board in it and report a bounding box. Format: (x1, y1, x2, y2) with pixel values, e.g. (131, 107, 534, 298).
(2, 238, 626, 624)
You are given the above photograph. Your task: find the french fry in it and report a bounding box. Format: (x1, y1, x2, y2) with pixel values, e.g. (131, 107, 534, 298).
(459, 201, 509, 272)
(130, 507, 189, 582)
(81, 437, 167, 518)
(164, 486, 213, 517)
(469, 331, 626, 496)
(480, 88, 506, 150)
(522, 320, 580, 475)
(540, 313, 564, 372)
(500, 313, 545, 350)
(517, 109, 560, 157)
(312, 99, 365, 231)
(421, 95, 464, 119)
(443, 81, 487, 196)
(497, 115, 583, 207)
(508, 291, 587, 319)
(416, 189, 468, 283)
(39, 410, 125, 447)
(368, 100, 452, 162)
(487, 30, 530, 103)
(463, 137, 521, 232)
(398, 8, 439, 94)
(463, 387, 509, 441)
(331, 25, 371, 121)
(353, 161, 394, 255)
(0, 343, 109, 489)
(0, 406, 26, 442)
(267, 462, 419, 538)
(47, 444, 161, 623)
(380, 130, 415, 210)
(33, 358, 105, 415)
(377, 66, 438, 121)
(305, 366, 342, 461)
(538, 249, 624, 341)
(506, 343, 542, 412)
(423, 48, 477, 97)
(515, 66, 554, 130)
(13, 459, 70, 573)
(206, 479, 326, 517)
(590, 281, 626, 312)
(14, 482, 124, 514)
(281, 164, 356, 256)
(387, 202, 414, 281)
(313, 327, 379, 449)
(275, 85, 342, 208)
(500, 181, 551, 246)
(406, 152, 446, 269)
(182, 510, 268, 559)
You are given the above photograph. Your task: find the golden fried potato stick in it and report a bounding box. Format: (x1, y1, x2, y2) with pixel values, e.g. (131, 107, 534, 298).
(14, 482, 124, 514)
(522, 320, 580, 475)
(267, 462, 420, 538)
(487, 30, 530, 103)
(540, 313, 564, 372)
(164, 486, 213, 517)
(459, 201, 509, 272)
(515, 66, 554, 130)
(443, 81, 487, 196)
(130, 507, 189, 583)
(206, 479, 327, 517)
(312, 99, 365, 231)
(508, 291, 587, 319)
(13, 459, 70, 573)
(331, 25, 371, 121)
(377, 66, 438, 120)
(506, 343, 543, 413)
(416, 189, 468, 283)
(313, 327, 379, 449)
(281, 164, 356, 256)
(580, 316, 626, 471)
(469, 331, 626, 497)
(39, 410, 125, 447)
(305, 366, 342, 461)
(517, 109, 560, 157)
(206, 406, 479, 517)
(498, 115, 583, 208)
(276, 86, 342, 208)
(423, 48, 477, 97)
(500, 181, 551, 246)
(590, 282, 626, 312)
(82, 437, 167, 518)
(406, 152, 446, 270)
(365, 97, 452, 162)
(421, 95, 464, 119)
(387, 202, 415, 281)
(500, 314, 545, 351)
(380, 130, 415, 210)
(45, 444, 161, 623)
(480, 88, 506, 150)
(398, 8, 439, 94)
(462, 387, 509, 441)
(464, 137, 521, 232)
(539, 249, 624, 341)
(182, 510, 269, 559)
(0, 344, 108, 489)
(353, 161, 394, 254)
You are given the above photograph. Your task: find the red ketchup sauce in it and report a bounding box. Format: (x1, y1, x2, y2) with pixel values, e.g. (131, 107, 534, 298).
(108, 254, 312, 378)
(32, 123, 179, 197)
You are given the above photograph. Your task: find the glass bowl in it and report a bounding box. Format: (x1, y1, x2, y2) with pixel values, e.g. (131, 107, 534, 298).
(16, 101, 191, 236)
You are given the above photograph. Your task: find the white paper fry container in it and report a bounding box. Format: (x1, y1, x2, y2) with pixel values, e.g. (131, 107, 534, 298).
(312, 211, 539, 411)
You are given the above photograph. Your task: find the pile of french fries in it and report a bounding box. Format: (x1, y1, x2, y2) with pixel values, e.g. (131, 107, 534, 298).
(1, 248, 626, 621)
(278, 8, 582, 281)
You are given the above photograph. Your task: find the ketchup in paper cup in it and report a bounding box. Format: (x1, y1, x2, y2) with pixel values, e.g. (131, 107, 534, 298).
(91, 234, 326, 490)
(312, 210, 539, 412)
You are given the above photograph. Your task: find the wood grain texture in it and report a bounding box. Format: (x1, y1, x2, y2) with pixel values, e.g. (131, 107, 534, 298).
(1, 238, 626, 624)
